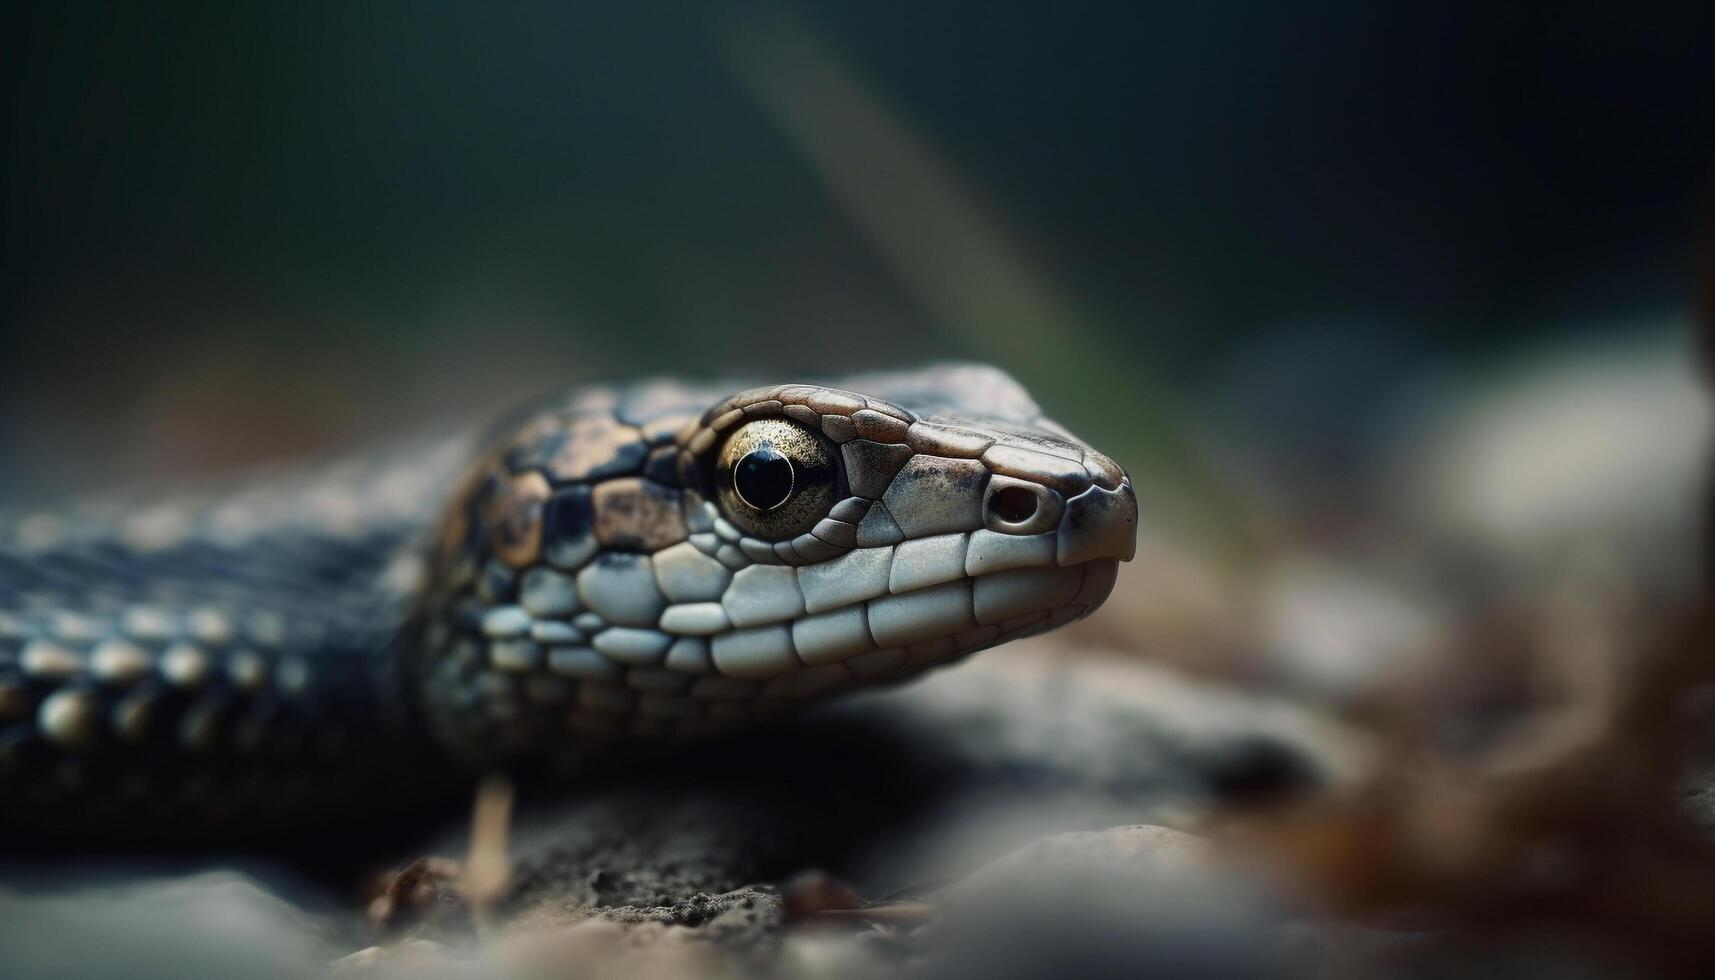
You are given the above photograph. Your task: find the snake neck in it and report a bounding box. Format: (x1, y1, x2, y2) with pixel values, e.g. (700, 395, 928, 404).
(0, 442, 472, 839)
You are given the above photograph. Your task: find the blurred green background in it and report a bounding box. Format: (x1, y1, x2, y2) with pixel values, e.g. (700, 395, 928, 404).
(2, 2, 1712, 522)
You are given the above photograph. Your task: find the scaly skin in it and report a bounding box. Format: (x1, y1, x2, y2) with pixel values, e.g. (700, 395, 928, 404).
(0, 364, 1136, 840)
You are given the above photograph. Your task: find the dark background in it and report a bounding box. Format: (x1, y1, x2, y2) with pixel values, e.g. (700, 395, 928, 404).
(3, 2, 1712, 509)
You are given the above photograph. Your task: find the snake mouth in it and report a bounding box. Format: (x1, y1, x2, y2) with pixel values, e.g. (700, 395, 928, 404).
(690, 555, 1122, 701)
(641, 451, 1139, 696)
(685, 473, 1135, 690)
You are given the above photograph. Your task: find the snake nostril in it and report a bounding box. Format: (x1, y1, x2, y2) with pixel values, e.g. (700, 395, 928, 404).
(987, 485, 1039, 526)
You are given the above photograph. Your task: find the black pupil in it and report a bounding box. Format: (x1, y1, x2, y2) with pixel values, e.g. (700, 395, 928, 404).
(734, 446, 795, 510)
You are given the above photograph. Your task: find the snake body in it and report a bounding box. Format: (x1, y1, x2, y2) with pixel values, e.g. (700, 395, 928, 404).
(0, 364, 1136, 839)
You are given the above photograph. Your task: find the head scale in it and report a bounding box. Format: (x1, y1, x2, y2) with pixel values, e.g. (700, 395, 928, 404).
(414, 364, 1136, 767)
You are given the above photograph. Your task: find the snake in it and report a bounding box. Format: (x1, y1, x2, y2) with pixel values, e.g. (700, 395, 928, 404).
(0, 364, 1136, 841)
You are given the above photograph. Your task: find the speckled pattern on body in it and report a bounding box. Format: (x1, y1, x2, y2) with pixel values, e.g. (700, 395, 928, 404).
(0, 364, 1136, 837)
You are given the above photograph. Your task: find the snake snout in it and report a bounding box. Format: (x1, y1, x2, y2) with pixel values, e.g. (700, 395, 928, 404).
(979, 470, 1136, 566)
(969, 437, 1137, 567)
(1056, 479, 1138, 566)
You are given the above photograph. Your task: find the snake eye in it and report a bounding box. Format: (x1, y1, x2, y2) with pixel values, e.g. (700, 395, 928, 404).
(714, 419, 838, 539)
(733, 446, 795, 510)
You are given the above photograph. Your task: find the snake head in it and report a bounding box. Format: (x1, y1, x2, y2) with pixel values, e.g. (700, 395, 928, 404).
(665, 366, 1136, 683)
(420, 364, 1135, 764)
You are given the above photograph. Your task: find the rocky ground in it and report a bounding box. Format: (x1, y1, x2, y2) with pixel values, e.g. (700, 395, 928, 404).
(3, 329, 1712, 979)
(0, 645, 1366, 980)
